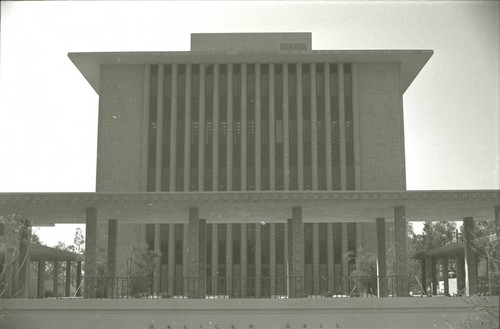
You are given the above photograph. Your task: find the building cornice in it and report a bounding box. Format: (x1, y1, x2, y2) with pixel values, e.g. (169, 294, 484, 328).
(0, 190, 498, 205)
(68, 49, 433, 95)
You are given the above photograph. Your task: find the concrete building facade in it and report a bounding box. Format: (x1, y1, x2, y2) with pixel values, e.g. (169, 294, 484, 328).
(1, 33, 499, 302)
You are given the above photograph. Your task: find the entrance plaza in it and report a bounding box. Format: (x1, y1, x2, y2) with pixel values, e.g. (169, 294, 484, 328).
(0, 33, 498, 328)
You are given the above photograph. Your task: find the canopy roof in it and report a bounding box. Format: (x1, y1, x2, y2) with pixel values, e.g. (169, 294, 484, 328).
(0, 190, 498, 226)
(68, 49, 433, 95)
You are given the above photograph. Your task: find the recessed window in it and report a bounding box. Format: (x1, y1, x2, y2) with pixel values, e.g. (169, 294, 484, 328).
(280, 43, 293, 50)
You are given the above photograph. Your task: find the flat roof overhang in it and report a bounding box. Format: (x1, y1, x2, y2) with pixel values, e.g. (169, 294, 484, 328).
(68, 49, 433, 96)
(0, 242, 81, 262)
(0, 190, 498, 226)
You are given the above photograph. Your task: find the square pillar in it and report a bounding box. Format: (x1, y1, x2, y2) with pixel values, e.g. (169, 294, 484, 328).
(431, 257, 437, 295)
(76, 261, 82, 297)
(287, 207, 304, 298)
(269, 223, 276, 296)
(456, 253, 465, 294)
(442, 258, 449, 296)
(341, 223, 348, 277)
(463, 217, 478, 295)
(84, 207, 98, 298)
(107, 219, 118, 298)
(17, 220, 31, 298)
(225, 224, 233, 296)
(187, 207, 206, 298)
(240, 224, 247, 297)
(37, 260, 46, 298)
(153, 223, 161, 294)
(394, 206, 408, 296)
(376, 218, 388, 297)
(495, 205, 500, 295)
(420, 257, 427, 295)
(255, 223, 262, 297)
(53, 261, 60, 297)
(312, 223, 320, 295)
(327, 223, 334, 294)
(65, 261, 71, 297)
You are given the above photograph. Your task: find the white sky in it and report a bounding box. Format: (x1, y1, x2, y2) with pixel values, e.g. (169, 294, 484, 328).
(1, 1, 499, 246)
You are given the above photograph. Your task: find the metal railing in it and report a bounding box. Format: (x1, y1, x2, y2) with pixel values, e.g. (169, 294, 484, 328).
(83, 275, 403, 299)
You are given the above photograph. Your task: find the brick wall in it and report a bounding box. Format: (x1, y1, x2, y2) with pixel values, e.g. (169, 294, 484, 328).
(96, 65, 146, 192)
(356, 63, 406, 190)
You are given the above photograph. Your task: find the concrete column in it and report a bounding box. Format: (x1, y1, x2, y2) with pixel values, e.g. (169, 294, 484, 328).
(421, 257, 427, 295)
(269, 63, 276, 190)
(168, 224, 175, 293)
(324, 63, 333, 191)
(75, 260, 82, 297)
(394, 206, 408, 296)
(76, 261, 82, 297)
(153, 224, 161, 294)
(182, 223, 189, 295)
(431, 257, 437, 295)
(495, 205, 500, 276)
(169, 64, 178, 191)
(212, 64, 220, 191)
(255, 223, 262, 297)
(442, 257, 449, 296)
(255, 63, 262, 191)
(376, 218, 388, 297)
(241, 224, 247, 297)
(107, 219, 118, 298)
(269, 223, 276, 295)
(241, 63, 248, 191)
(183, 63, 192, 191)
(226, 224, 232, 295)
(341, 223, 349, 277)
(53, 261, 60, 297)
(456, 253, 465, 293)
(288, 207, 304, 298)
(337, 63, 347, 190)
(283, 63, 290, 190)
(226, 64, 233, 191)
(327, 223, 334, 293)
(141, 64, 151, 191)
(310, 63, 318, 191)
(198, 64, 206, 191)
(84, 207, 97, 298)
(351, 63, 361, 188)
(65, 260, 71, 297)
(211, 224, 218, 293)
(187, 207, 206, 298)
(283, 221, 289, 293)
(37, 260, 46, 298)
(155, 64, 164, 191)
(463, 217, 478, 295)
(296, 63, 304, 191)
(17, 219, 31, 298)
(312, 223, 320, 295)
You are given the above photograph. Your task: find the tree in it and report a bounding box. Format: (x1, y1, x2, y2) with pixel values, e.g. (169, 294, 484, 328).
(121, 243, 161, 297)
(0, 214, 32, 299)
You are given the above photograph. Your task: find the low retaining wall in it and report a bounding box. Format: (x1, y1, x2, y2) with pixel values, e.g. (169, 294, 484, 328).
(1, 297, 498, 329)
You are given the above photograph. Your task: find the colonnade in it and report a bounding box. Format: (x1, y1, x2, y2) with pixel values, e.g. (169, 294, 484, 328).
(84, 205, 411, 298)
